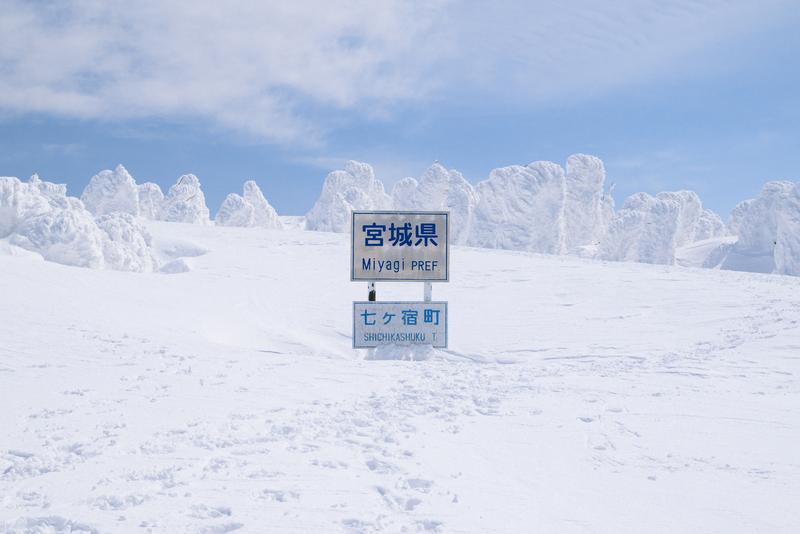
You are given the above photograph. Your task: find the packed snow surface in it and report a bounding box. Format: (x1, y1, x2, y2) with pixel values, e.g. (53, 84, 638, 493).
(1, 222, 798, 533)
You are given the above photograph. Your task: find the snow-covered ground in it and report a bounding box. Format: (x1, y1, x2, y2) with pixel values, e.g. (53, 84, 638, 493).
(1, 222, 799, 533)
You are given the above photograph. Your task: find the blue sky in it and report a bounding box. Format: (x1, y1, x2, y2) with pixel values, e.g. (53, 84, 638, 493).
(1, 1, 798, 216)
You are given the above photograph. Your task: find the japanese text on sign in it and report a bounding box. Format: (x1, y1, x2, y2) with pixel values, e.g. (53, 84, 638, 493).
(353, 301, 448, 348)
(351, 211, 449, 281)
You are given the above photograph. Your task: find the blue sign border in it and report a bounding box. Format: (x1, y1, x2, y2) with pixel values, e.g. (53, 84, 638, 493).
(352, 301, 448, 349)
(350, 210, 450, 282)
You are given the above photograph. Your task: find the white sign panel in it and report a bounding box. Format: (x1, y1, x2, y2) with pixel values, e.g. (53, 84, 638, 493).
(353, 301, 448, 348)
(351, 211, 449, 281)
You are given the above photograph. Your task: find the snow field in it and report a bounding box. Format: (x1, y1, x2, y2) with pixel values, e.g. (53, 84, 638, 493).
(1, 222, 798, 532)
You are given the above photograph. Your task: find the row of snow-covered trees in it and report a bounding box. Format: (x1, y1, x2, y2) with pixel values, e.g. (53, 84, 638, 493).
(0, 172, 158, 271)
(305, 156, 800, 276)
(0, 165, 282, 272)
(2, 156, 798, 276)
(79, 164, 281, 230)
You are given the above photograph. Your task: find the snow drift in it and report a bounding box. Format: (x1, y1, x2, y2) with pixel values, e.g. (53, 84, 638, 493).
(305, 161, 392, 232)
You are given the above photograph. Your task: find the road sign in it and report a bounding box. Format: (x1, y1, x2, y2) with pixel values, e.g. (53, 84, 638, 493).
(351, 211, 449, 282)
(353, 301, 448, 348)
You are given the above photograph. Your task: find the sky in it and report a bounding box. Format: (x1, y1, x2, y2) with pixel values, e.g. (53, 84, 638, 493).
(1, 0, 799, 216)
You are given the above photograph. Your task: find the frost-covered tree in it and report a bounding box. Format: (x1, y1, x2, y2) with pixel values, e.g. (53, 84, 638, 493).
(81, 164, 140, 217)
(306, 161, 391, 232)
(161, 174, 210, 224)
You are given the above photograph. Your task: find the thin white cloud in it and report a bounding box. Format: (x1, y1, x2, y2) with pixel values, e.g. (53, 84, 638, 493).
(444, 0, 794, 104)
(0, 0, 452, 143)
(0, 0, 793, 143)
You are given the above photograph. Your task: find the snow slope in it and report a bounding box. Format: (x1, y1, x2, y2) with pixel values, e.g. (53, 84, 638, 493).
(1, 222, 798, 533)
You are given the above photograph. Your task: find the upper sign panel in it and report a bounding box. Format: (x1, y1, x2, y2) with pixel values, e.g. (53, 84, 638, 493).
(351, 211, 449, 281)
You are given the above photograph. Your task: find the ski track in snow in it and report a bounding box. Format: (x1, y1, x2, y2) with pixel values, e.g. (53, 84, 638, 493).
(1, 222, 799, 533)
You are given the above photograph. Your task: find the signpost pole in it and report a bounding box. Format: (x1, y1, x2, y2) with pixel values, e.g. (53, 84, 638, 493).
(367, 282, 376, 359)
(351, 211, 449, 353)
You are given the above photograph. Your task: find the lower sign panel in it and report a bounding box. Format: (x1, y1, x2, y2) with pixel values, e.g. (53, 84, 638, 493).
(353, 301, 448, 349)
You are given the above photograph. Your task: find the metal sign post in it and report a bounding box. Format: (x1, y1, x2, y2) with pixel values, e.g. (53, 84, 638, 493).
(367, 281, 376, 358)
(351, 211, 450, 353)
